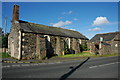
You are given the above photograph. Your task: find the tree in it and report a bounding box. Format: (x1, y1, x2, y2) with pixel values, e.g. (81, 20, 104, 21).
(83, 42, 88, 51)
(79, 44, 84, 52)
(0, 27, 3, 35)
(79, 42, 88, 52)
(2, 33, 9, 48)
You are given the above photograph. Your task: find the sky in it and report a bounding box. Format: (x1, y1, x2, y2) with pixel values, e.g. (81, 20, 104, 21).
(2, 2, 119, 39)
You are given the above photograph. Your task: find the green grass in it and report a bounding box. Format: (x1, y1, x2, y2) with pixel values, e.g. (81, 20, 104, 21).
(56, 51, 120, 58)
(0, 52, 10, 58)
(98, 53, 120, 57)
(0, 51, 119, 59)
(57, 51, 94, 58)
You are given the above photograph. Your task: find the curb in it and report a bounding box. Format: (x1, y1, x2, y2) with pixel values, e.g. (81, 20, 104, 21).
(1, 60, 49, 63)
(1, 60, 31, 63)
(1, 59, 79, 63)
(1, 58, 79, 63)
(1, 56, 119, 64)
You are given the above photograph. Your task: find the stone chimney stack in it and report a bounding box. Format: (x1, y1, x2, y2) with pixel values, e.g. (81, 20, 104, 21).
(12, 5, 19, 24)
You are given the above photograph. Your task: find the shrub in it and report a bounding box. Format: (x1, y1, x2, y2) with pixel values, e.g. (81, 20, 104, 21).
(1, 33, 9, 48)
(79, 42, 88, 52)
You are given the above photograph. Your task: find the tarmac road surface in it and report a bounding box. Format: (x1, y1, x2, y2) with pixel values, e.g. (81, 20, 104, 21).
(2, 56, 119, 78)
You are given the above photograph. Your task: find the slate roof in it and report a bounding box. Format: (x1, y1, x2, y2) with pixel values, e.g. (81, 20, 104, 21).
(90, 32, 120, 42)
(18, 20, 88, 40)
(101, 42, 110, 45)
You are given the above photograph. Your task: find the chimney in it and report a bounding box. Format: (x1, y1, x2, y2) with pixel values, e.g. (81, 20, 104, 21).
(12, 5, 19, 24)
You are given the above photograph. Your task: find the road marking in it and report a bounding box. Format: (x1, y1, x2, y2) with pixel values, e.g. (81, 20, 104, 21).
(48, 63, 55, 64)
(21, 64, 30, 67)
(30, 63, 39, 66)
(89, 66, 98, 68)
(12, 65, 20, 67)
(38, 63, 46, 65)
(116, 62, 120, 64)
(98, 63, 115, 67)
(89, 62, 119, 69)
(2, 65, 10, 68)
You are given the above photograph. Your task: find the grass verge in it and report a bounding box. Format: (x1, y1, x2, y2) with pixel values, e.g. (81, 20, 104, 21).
(56, 51, 120, 58)
(0, 52, 10, 58)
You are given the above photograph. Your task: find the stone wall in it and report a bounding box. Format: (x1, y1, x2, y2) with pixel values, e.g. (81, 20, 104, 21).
(22, 33, 36, 59)
(55, 37, 61, 55)
(80, 39, 87, 46)
(8, 24, 20, 59)
(9, 28, 85, 60)
(89, 41, 120, 55)
(111, 41, 120, 53)
(71, 38, 80, 54)
(50, 36, 65, 56)
(39, 35, 46, 58)
(89, 42, 95, 53)
(22, 33, 47, 59)
(60, 37, 65, 55)
(48, 36, 56, 56)
(99, 44, 111, 55)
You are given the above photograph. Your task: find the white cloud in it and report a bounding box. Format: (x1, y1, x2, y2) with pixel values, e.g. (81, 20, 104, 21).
(88, 27, 102, 31)
(69, 28, 76, 31)
(52, 20, 72, 27)
(62, 11, 73, 15)
(73, 18, 79, 21)
(92, 16, 109, 26)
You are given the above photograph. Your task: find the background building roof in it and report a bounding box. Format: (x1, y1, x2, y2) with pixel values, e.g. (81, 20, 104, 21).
(89, 32, 120, 42)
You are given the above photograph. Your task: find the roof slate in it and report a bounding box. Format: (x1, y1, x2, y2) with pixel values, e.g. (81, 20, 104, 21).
(18, 20, 88, 40)
(90, 32, 120, 42)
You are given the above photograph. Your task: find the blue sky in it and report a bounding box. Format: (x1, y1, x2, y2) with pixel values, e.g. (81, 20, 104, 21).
(2, 2, 118, 39)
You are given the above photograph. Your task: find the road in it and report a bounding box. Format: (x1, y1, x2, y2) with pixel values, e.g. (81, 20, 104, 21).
(2, 56, 119, 78)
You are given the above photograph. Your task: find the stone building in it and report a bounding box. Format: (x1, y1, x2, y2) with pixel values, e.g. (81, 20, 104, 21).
(8, 5, 88, 60)
(88, 32, 120, 55)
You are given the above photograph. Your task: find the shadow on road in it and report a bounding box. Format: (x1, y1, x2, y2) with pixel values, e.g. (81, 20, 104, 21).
(59, 57, 90, 80)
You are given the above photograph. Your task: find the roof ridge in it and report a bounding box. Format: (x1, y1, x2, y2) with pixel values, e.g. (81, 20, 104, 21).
(96, 31, 119, 35)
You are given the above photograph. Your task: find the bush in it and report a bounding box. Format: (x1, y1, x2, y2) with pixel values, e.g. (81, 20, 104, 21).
(79, 42, 88, 52)
(83, 42, 88, 51)
(1, 33, 9, 48)
(79, 44, 84, 52)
